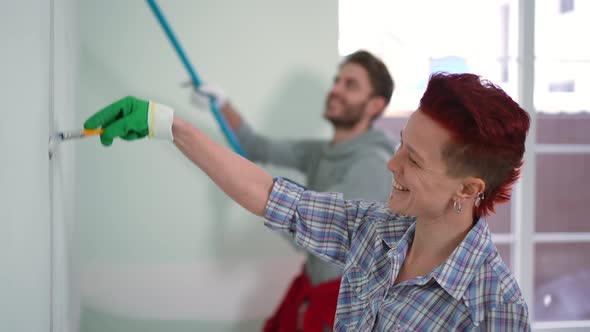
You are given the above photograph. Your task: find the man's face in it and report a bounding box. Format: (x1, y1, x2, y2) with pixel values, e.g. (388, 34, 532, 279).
(323, 63, 375, 129)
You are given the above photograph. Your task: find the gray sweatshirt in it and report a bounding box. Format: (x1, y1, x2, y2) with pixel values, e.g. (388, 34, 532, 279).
(236, 122, 397, 285)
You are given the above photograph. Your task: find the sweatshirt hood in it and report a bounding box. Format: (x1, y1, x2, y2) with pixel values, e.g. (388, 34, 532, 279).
(323, 128, 398, 159)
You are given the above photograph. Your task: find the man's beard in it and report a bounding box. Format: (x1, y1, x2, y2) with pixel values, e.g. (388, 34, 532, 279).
(324, 96, 369, 129)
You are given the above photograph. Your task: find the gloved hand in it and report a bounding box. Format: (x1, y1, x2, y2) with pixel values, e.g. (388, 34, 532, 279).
(84, 96, 174, 146)
(184, 81, 228, 111)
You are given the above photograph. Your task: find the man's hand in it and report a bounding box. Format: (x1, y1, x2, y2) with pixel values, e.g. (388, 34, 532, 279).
(186, 82, 228, 111)
(84, 96, 174, 146)
(185, 82, 242, 131)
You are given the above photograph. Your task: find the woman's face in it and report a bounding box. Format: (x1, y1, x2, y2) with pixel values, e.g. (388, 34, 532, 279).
(387, 110, 465, 219)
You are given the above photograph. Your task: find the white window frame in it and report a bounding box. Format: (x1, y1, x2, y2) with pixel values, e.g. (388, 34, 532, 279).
(509, 1, 590, 331)
(513, 0, 536, 325)
(339, 0, 590, 330)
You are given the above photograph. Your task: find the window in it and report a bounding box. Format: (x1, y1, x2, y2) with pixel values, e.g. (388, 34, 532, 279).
(548, 80, 575, 92)
(339, 0, 519, 113)
(560, 0, 575, 14)
(341, 0, 590, 329)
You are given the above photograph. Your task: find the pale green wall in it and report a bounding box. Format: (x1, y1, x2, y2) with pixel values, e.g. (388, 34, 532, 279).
(0, 0, 51, 331)
(76, 1, 338, 330)
(1, 1, 51, 331)
(2, 1, 80, 331)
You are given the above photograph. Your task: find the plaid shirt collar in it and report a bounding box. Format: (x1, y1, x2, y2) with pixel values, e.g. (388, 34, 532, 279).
(433, 219, 494, 300)
(380, 217, 494, 301)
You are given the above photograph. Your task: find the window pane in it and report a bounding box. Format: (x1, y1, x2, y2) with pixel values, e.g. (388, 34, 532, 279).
(495, 244, 512, 269)
(560, 0, 575, 14)
(339, 0, 519, 112)
(536, 154, 590, 232)
(534, 243, 590, 321)
(487, 200, 512, 233)
(375, 116, 406, 141)
(535, 61, 590, 113)
(537, 112, 590, 144)
(535, 1, 590, 113)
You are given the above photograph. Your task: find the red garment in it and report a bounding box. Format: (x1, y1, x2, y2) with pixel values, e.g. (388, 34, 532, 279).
(263, 266, 341, 332)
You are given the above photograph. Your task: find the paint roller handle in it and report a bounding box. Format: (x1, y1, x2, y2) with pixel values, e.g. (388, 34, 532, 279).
(83, 128, 104, 137)
(55, 128, 104, 141)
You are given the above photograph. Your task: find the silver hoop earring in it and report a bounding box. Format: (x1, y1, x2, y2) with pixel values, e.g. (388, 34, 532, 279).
(453, 200, 463, 214)
(474, 192, 485, 208)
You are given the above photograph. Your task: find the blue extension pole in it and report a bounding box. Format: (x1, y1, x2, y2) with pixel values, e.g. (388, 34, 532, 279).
(146, 0, 246, 157)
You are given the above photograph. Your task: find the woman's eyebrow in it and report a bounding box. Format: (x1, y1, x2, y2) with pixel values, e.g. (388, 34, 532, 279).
(400, 130, 424, 160)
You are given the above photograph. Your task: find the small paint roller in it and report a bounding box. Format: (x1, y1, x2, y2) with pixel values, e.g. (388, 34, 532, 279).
(48, 128, 104, 159)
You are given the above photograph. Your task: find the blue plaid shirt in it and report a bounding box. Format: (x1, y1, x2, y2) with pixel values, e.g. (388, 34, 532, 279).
(264, 178, 530, 331)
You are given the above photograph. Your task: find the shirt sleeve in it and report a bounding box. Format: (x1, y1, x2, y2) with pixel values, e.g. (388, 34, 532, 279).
(481, 302, 531, 331)
(236, 121, 322, 172)
(264, 177, 384, 268)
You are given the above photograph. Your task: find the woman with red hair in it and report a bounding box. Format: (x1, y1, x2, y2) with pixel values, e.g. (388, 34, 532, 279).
(85, 72, 531, 331)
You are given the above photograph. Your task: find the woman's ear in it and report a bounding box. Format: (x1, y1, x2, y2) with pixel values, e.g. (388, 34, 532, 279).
(456, 177, 485, 200)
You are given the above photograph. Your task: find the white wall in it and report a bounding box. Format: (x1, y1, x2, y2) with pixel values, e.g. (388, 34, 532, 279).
(76, 1, 338, 331)
(1, 1, 51, 331)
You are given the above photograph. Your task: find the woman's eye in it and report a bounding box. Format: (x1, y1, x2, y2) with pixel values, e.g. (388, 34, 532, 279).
(409, 157, 418, 166)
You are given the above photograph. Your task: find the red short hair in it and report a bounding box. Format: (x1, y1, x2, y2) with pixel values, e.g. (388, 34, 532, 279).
(419, 73, 530, 217)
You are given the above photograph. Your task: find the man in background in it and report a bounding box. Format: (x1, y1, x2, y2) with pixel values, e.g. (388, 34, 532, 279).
(195, 50, 397, 331)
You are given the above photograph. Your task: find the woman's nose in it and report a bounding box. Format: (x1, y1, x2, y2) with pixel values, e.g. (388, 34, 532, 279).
(387, 149, 403, 174)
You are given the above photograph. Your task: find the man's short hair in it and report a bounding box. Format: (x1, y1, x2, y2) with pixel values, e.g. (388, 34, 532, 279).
(341, 50, 394, 105)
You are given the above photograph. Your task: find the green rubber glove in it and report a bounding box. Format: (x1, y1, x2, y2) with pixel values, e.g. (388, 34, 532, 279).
(84, 96, 174, 146)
